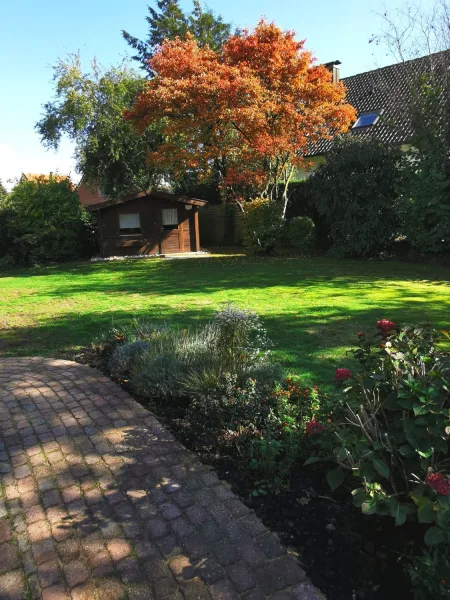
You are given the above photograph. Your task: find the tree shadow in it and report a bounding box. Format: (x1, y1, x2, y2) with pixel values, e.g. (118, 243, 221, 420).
(0, 361, 287, 598)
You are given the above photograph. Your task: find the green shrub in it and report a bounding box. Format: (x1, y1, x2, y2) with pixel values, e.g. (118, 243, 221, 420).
(398, 72, 450, 255)
(308, 137, 402, 257)
(408, 545, 450, 600)
(2, 176, 97, 266)
(285, 216, 315, 251)
(329, 322, 450, 541)
(242, 197, 284, 254)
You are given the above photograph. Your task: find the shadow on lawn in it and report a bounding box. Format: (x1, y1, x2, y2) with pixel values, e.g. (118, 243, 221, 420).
(3, 256, 450, 297)
(2, 287, 449, 384)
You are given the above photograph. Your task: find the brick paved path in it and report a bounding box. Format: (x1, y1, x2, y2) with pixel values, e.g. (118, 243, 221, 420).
(0, 358, 322, 600)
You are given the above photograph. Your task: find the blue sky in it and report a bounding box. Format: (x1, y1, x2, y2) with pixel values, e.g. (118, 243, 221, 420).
(0, 0, 417, 188)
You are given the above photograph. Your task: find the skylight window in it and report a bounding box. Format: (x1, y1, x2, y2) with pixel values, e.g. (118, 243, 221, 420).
(352, 111, 380, 129)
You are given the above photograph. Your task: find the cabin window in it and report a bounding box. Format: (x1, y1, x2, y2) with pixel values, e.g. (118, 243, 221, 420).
(162, 208, 178, 230)
(119, 213, 141, 235)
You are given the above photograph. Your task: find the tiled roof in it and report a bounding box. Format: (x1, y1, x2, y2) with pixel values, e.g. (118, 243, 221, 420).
(309, 51, 450, 156)
(22, 173, 71, 183)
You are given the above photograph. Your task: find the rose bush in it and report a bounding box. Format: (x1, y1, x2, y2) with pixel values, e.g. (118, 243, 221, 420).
(323, 321, 450, 598)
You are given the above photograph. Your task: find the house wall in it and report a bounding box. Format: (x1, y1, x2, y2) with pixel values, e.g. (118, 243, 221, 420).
(294, 156, 325, 180)
(97, 195, 200, 257)
(78, 184, 106, 207)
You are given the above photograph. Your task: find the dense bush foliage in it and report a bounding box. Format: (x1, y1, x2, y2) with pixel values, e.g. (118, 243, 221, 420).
(285, 216, 315, 251)
(242, 197, 284, 254)
(307, 138, 402, 257)
(327, 322, 450, 599)
(0, 177, 97, 267)
(399, 73, 450, 255)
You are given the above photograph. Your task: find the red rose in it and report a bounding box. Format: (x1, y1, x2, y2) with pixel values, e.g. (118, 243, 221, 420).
(305, 420, 325, 435)
(426, 472, 450, 496)
(335, 368, 351, 381)
(376, 319, 395, 335)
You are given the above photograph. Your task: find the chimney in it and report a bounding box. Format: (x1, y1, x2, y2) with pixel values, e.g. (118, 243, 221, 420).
(324, 60, 341, 83)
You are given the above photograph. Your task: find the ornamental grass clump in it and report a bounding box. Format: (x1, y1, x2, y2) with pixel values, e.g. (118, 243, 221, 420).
(105, 304, 278, 401)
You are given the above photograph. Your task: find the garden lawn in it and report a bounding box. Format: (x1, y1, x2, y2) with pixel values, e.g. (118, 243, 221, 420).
(1, 254, 450, 385)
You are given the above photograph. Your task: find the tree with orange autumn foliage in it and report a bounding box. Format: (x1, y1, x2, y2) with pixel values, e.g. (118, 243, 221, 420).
(126, 20, 356, 214)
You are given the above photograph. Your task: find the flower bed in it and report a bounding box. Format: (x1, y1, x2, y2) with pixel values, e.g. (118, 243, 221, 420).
(82, 309, 450, 600)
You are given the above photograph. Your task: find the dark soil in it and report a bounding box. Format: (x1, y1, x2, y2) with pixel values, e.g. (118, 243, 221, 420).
(76, 350, 420, 600)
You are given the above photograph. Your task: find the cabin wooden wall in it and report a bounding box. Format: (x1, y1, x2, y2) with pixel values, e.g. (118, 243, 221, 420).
(97, 196, 200, 257)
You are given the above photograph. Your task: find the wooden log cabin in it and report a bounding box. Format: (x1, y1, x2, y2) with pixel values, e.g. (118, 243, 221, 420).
(85, 189, 208, 257)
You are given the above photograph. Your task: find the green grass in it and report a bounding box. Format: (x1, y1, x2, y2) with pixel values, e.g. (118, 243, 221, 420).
(1, 254, 450, 384)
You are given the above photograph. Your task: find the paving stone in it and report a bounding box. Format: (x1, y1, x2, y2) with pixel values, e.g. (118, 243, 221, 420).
(42, 583, 71, 599)
(226, 561, 257, 593)
(56, 538, 82, 563)
(208, 579, 239, 600)
(32, 538, 56, 565)
(256, 533, 286, 559)
(196, 555, 225, 585)
(155, 576, 179, 599)
(117, 556, 144, 584)
(236, 540, 266, 568)
(181, 533, 210, 562)
(146, 517, 170, 539)
(170, 516, 195, 539)
(211, 538, 240, 567)
(242, 590, 266, 600)
(0, 571, 26, 600)
(37, 559, 63, 589)
(169, 555, 196, 582)
(178, 576, 214, 600)
(107, 538, 132, 562)
(254, 561, 287, 596)
(96, 576, 125, 600)
(0, 542, 20, 573)
(70, 582, 97, 600)
(0, 519, 12, 543)
(127, 581, 157, 599)
(159, 502, 182, 521)
(291, 581, 323, 600)
(155, 533, 182, 559)
(0, 358, 308, 600)
(144, 556, 171, 582)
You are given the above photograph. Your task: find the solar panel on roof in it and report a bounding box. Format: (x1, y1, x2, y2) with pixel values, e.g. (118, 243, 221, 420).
(352, 111, 380, 129)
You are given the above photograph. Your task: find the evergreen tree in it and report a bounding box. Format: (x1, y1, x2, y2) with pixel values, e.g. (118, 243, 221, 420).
(0, 179, 7, 203)
(122, 0, 232, 72)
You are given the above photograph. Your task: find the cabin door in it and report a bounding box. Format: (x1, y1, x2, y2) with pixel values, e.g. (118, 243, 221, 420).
(160, 207, 181, 254)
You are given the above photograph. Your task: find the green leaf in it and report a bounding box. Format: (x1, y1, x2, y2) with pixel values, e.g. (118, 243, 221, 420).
(391, 502, 407, 526)
(418, 503, 435, 524)
(399, 444, 416, 457)
(424, 526, 445, 546)
(362, 500, 378, 515)
(372, 457, 390, 479)
(436, 509, 450, 527)
(359, 461, 377, 483)
(326, 467, 345, 491)
(351, 488, 366, 508)
(413, 404, 429, 416)
(397, 397, 416, 410)
(383, 396, 399, 410)
(303, 456, 322, 466)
